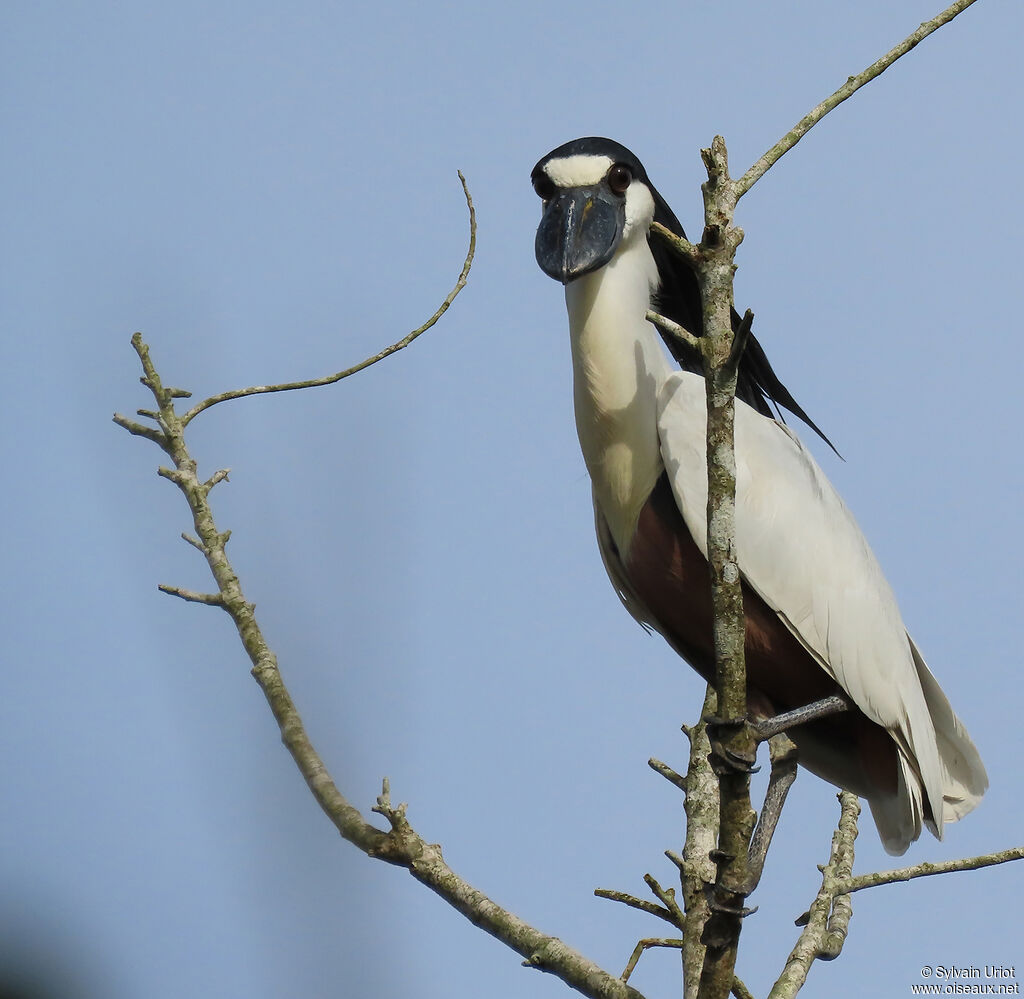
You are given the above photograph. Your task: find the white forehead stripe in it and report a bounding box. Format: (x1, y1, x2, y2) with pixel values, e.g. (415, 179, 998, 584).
(543, 154, 613, 188)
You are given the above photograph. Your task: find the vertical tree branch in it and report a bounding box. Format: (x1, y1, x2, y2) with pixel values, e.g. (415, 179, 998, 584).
(647, 8, 986, 997)
(768, 792, 860, 999)
(692, 137, 758, 999)
(680, 688, 719, 999)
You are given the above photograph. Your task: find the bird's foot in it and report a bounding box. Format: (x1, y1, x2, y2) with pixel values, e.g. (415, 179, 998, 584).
(702, 883, 757, 918)
(705, 715, 759, 775)
(700, 883, 758, 951)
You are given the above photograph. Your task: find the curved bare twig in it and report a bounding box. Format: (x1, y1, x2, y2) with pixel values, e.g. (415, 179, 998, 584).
(178, 171, 476, 426)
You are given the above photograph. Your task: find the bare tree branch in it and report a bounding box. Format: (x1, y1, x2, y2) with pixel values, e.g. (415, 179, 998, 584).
(735, 0, 980, 198)
(765, 805, 1024, 999)
(157, 584, 225, 606)
(111, 412, 168, 449)
(181, 532, 207, 554)
(690, 134, 758, 999)
(177, 172, 476, 426)
(645, 873, 686, 927)
(730, 978, 756, 999)
(594, 888, 677, 926)
(647, 309, 702, 352)
(768, 792, 860, 999)
(649, 756, 688, 794)
(622, 939, 684, 984)
(837, 846, 1024, 896)
(681, 690, 719, 999)
(599, 693, 762, 999)
(116, 325, 645, 999)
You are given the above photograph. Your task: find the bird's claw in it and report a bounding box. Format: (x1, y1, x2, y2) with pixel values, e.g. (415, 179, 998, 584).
(700, 882, 759, 951)
(705, 714, 759, 774)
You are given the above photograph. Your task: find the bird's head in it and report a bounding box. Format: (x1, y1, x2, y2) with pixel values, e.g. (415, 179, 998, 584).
(531, 137, 657, 284)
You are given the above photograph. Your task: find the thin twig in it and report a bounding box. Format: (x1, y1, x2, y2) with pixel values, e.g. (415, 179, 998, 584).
(730, 978, 755, 999)
(650, 221, 700, 262)
(649, 757, 688, 794)
(594, 888, 676, 926)
(647, 310, 702, 352)
(622, 939, 684, 984)
(644, 874, 685, 928)
(837, 846, 1024, 896)
(111, 413, 168, 449)
(735, 0, 981, 198)
(203, 469, 230, 492)
(158, 584, 225, 607)
(179, 172, 476, 426)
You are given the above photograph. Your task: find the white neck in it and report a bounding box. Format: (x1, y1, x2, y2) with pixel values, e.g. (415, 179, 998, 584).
(565, 235, 673, 556)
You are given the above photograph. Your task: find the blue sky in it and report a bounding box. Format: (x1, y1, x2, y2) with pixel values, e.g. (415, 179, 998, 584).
(2, 2, 1021, 997)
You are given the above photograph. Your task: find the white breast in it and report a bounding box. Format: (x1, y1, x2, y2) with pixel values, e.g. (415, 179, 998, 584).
(565, 234, 674, 556)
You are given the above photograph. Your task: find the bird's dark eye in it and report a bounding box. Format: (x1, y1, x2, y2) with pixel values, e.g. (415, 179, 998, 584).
(607, 164, 632, 196)
(533, 174, 557, 202)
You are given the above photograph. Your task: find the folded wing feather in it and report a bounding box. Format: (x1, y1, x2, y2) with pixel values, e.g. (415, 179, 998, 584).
(656, 370, 986, 852)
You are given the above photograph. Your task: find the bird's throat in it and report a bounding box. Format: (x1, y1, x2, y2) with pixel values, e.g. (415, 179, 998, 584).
(565, 237, 672, 557)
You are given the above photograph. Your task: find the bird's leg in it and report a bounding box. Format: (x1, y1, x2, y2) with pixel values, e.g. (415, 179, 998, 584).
(738, 696, 850, 892)
(705, 694, 848, 775)
(744, 732, 799, 892)
(705, 695, 849, 897)
(750, 693, 850, 741)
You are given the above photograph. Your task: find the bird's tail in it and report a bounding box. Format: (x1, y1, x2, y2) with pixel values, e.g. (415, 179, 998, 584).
(868, 638, 987, 855)
(908, 636, 988, 828)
